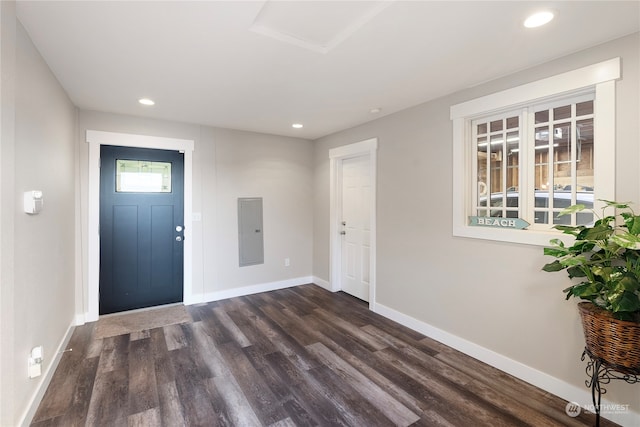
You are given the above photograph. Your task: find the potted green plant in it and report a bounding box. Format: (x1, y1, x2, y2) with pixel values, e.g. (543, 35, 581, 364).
(542, 200, 640, 373)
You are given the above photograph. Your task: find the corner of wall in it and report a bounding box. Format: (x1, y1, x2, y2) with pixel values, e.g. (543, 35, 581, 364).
(74, 107, 85, 326)
(311, 276, 331, 291)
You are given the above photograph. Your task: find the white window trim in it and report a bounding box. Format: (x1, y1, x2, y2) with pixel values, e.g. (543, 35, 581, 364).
(451, 58, 619, 246)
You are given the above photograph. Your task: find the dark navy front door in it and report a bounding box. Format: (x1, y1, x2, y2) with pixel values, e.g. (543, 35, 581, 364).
(100, 145, 184, 314)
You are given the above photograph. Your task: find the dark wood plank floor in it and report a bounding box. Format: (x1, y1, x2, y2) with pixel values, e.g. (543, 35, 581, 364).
(31, 284, 616, 426)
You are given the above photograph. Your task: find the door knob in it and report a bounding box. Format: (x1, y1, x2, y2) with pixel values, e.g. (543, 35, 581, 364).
(340, 231, 346, 235)
(176, 236, 183, 242)
(176, 225, 183, 232)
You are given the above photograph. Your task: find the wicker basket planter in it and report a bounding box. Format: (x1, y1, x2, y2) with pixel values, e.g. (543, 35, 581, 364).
(578, 302, 640, 375)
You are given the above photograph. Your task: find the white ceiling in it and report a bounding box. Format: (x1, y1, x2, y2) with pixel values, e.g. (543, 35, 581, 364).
(16, 1, 640, 140)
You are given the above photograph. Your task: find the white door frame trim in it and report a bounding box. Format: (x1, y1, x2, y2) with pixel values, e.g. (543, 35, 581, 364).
(329, 138, 377, 309)
(85, 130, 195, 322)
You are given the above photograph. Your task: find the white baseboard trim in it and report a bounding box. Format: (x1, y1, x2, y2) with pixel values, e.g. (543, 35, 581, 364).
(197, 276, 314, 304)
(373, 302, 639, 426)
(20, 321, 76, 427)
(183, 293, 201, 306)
(311, 276, 331, 291)
(75, 313, 86, 326)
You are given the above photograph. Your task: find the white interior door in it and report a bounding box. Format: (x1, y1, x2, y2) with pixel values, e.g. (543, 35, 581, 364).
(340, 155, 371, 301)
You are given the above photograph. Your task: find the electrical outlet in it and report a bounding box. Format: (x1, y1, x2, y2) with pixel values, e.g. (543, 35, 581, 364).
(284, 258, 290, 267)
(31, 345, 43, 361)
(28, 346, 43, 378)
(28, 359, 42, 378)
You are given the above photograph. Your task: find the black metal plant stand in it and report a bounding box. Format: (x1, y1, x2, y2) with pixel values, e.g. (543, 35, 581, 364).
(581, 349, 640, 427)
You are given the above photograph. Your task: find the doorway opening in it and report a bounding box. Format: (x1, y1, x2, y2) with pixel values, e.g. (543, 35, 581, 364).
(99, 145, 185, 314)
(329, 138, 377, 308)
(85, 130, 194, 322)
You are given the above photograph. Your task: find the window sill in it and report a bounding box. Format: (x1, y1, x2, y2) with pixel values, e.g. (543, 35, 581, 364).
(453, 224, 575, 247)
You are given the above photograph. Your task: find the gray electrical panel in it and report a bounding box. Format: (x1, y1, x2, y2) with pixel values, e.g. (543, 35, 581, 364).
(238, 197, 264, 267)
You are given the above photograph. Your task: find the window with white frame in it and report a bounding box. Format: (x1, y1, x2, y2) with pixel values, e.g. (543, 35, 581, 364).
(451, 58, 620, 246)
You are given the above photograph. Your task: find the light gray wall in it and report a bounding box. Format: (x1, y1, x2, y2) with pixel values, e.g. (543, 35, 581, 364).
(0, 2, 18, 424)
(210, 127, 313, 291)
(1, 15, 77, 425)
(77, 112, 313, 310)
(313, 33, 640, 416)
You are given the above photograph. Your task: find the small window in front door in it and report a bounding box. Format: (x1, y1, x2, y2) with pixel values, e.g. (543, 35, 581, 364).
(116, 159, 172, 193)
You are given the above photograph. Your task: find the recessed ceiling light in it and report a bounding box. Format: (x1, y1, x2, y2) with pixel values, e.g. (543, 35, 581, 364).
(138, 98, 155, 106)
(292, 123, 303, 129)
(370, 107, 382, 114)
(524, 11, 554, 28)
